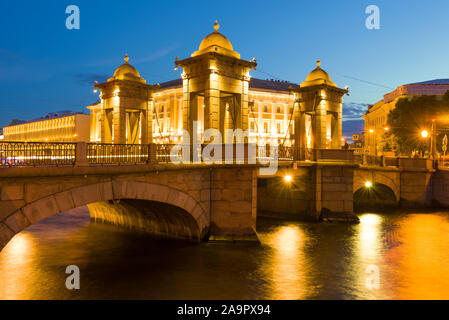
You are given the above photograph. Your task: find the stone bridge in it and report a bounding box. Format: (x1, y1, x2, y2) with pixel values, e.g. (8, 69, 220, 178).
(0, 163, 257, 251)
(353, 158, 449, 208)
(3, 143, 449, 252)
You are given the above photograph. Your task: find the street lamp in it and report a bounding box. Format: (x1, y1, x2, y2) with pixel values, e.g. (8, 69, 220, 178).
(421, 130, 429, 138)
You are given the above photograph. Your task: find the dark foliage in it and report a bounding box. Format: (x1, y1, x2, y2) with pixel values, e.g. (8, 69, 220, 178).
(387, 90, 449, 155)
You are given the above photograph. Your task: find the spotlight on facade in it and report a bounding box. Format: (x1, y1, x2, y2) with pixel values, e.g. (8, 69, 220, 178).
(384, 127, 389, 131)
(365, 181, 372, 188)
(421, 130, 429, 138)
(369, 129, 374, 133)
(284, 174, 293, 183)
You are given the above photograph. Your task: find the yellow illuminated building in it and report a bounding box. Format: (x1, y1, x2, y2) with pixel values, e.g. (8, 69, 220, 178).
(2, 112, 89, 143)
(89, 21, 346, 151)
(88, 76, 298, 145)
(363, 79, 449, 155)
(3, 21, 348, 153)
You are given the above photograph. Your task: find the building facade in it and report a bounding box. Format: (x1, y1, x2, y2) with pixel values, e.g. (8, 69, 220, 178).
(89, 21, 347, 153)
(2, 112, 89, 143)
(363, 79, 449, 155)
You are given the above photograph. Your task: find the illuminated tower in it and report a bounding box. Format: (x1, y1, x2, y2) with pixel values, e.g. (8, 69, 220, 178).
(290, 59, 348, 159)
(94, 54, 159, 144)
(175, 21, 257, 144)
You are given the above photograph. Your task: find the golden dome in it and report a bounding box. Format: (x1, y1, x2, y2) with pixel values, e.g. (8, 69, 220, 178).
(192, 21, 240, 59)
(301, 59, 336, 87)
(110, 54, 146, 83)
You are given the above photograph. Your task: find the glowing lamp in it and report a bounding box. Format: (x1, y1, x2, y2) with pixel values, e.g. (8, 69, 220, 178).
(284, 174, 293, 183)
(365, 181, 372, 188)
(421, 130, 429, 138)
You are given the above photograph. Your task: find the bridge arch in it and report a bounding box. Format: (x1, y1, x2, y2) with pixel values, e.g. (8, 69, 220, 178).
(353, 169, 400, 202)
(353, 181, 397, 212)
(0, 180, 209, 251)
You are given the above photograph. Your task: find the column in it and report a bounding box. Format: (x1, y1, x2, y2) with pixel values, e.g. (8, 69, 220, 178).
(293, 100, 306, 160)
(314, 101, 327, 149)
(204, 75, 220, 132)
(113, 101, 126, 144)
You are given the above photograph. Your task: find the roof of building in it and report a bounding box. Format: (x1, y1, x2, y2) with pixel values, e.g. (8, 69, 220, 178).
(366, 78, 449, 113)
(192, 21, 240, 59)
(159, 78, 182, 89)
(6, 111, 87, 127)
(382, 78, 449, 103)
(158, 77, 298, 92)
(301, 59, 336, 88)
(407, 78, 449, 85)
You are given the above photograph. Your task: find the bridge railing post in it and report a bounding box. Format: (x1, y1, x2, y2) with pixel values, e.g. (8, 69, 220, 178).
(75, 142, 89, 167)
(148, 143, 157, 165)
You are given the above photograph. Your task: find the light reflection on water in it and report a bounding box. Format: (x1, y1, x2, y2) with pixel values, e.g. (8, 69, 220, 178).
(1, 208, 449, 300)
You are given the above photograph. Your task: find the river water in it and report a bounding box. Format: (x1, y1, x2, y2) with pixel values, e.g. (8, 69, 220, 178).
(1, 207, 449, 300)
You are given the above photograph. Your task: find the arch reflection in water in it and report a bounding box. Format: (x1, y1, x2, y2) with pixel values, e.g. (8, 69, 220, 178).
(354, 213, 387, 299)
(0, 233, 36, 300)
(261, 224, 312, 300)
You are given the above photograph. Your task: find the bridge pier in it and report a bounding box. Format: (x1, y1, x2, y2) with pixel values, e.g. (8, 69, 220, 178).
(208, 167, 258, 242)
(258, 161, 358, 222)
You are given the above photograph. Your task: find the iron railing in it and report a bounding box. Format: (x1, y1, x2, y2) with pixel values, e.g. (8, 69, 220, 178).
(384, 156, 399, 167)
(156, 144, 183, 163)
(87, 143, 149, 165)
(363, 154, 383, 166)
(0, 141, 76, 167)
(0, 142, 362, 167)
(256, 145, 276, 161)
(278, 145, 294, 160)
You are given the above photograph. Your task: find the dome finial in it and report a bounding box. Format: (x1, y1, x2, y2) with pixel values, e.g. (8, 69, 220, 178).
(214, 20, 220, 32)
(316, 58, 321, 68)
(124, 53, 129, 63)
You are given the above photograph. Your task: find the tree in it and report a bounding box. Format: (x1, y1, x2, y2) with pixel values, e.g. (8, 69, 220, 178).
(387, 90, 449, 156)
(379, 131, 399, 155)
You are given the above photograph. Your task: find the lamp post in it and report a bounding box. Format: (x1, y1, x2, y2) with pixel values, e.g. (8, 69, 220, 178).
(421, 129, 429, 158)
(421, 121, 437, 159)
(431, 119, 437, 160)
(368, 129, 376, 155)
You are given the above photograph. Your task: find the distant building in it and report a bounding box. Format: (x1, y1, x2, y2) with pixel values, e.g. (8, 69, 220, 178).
(363, 79, 449, 155)
(2, 111, 89, 142)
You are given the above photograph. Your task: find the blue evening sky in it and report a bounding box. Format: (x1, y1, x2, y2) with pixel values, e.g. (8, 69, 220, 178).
(1, 0, 448, 129)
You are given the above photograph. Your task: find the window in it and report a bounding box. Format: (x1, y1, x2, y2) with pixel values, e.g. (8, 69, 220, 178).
(277, 106, 281, 113)
(277, 122, 281, 134)
(160, 105, 165, 113)
(263, 105, 268, 113)
(264, 122, 269, 133)
(250, 121, 255, 131)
